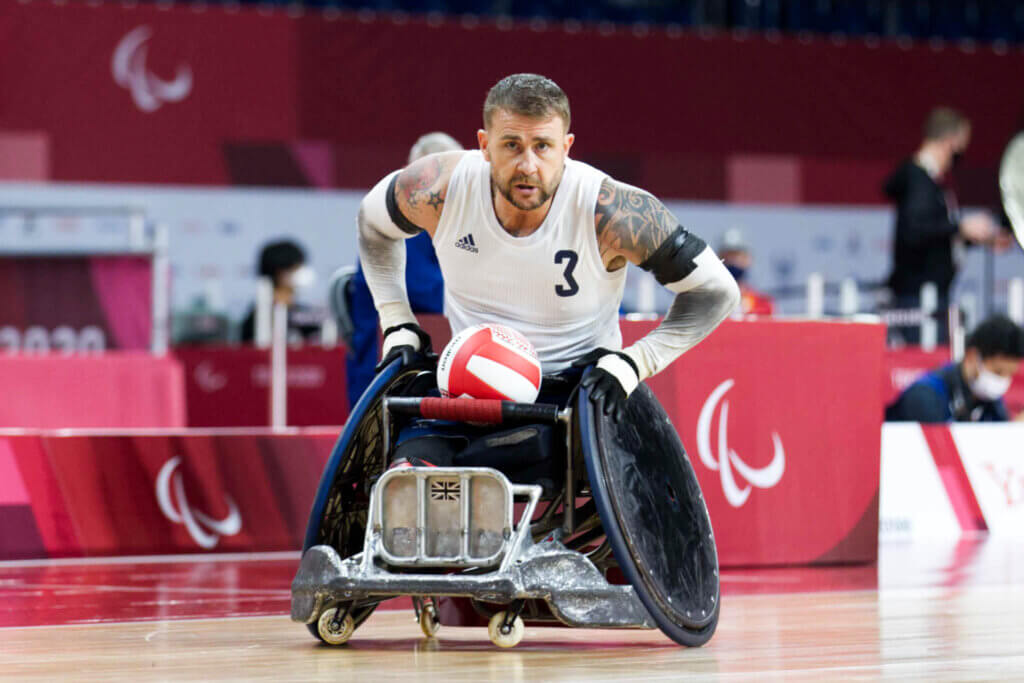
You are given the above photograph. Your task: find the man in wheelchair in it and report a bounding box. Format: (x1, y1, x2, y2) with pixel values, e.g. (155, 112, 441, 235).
(291, 74, 738, 648)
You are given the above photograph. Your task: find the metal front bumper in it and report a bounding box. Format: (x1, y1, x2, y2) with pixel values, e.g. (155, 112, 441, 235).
(291, 537, 655, 630)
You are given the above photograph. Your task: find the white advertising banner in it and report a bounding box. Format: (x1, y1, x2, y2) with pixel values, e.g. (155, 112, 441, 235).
(880, 423, 1024, 541)
(951, 425, 1024, 535)
(879, 424, 961, 540)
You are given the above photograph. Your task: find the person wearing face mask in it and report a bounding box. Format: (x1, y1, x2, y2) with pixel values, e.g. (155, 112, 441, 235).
(718, 228, 773, 317)
(239, 239, 322, 343)
(885, 314, 1024, 422)
(884, 107, 1002, 344)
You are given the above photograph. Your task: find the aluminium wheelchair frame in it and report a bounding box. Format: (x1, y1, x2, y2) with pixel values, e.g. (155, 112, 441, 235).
(291, 392, 656, 648)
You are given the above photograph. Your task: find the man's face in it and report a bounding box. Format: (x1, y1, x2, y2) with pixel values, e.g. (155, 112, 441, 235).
(721, 250, 752, 270)
(478, 109, 574, 211)
(950, 125, 971, 158)
(983, 354, 1021, 380)
(965, 348, 1021, 381)
(275, 264, 301, 294)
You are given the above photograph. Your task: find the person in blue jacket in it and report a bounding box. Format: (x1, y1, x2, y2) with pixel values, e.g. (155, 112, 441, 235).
(345, 133, 463, 407)
(886, 315, 1023, 422)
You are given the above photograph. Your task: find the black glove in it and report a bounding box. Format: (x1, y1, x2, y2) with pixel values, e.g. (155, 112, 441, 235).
(375, 322, 434, 373)
(571, 348, 640, 422)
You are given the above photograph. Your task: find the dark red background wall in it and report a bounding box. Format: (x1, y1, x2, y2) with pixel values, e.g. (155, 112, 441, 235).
(2, 2, 1021, 204)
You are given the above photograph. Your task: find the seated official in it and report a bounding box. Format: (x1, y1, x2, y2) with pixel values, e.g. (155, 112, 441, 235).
(240, 239, 322, 344)
(886, 315, 1024, 422)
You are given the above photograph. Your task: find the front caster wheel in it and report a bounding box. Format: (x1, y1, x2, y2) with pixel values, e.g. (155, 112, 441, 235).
(317, 607, 355, 645)
(487, 611, 525, 648)
(419, 603, 441, 638)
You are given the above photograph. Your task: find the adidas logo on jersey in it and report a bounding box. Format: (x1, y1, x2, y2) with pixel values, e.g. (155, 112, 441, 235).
(454, 234, 479, 253)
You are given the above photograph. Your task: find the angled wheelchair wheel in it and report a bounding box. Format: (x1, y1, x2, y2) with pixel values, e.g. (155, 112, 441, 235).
(487, 611, 525, 648)
(418, 603, 441, 638)
(301, 358, 435, 642)
(578, 378, 720, 647)
(317, 606, 355, 646)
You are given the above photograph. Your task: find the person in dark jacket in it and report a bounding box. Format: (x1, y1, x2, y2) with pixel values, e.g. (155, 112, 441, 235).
(886, 314, 1024, 422)
(884, 107, 999, 343)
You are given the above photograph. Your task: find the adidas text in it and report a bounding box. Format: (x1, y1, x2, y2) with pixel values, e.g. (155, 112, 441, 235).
(455, 234, 479, 253)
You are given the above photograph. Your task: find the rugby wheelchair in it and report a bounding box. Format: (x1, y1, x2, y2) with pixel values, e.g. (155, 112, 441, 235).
(291, 357, 720, 648)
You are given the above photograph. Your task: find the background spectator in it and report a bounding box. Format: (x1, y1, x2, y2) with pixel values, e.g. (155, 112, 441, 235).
(884, 107, 1000, 343)
(719, 228, 774, 316)
(240, 239, 322, 343)
(885, 314, 1024, 422)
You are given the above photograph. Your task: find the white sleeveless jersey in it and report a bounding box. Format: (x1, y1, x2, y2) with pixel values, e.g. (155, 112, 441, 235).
(434, 151, 626, 372)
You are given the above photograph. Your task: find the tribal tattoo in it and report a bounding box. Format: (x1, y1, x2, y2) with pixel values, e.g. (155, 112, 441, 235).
(594, 178, 678, 269)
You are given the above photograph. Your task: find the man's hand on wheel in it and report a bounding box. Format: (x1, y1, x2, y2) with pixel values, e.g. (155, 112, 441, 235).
(571, 348, 640, 422)
(376, 322, 434, 373)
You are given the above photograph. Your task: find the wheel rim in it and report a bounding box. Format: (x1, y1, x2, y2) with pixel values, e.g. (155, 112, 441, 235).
(487, 611, 524, 648)
(317, 608, 355, 645)
(419, 605, 440, 637)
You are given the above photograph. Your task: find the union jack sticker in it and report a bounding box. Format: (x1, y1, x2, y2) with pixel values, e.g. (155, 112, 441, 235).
(430, 480, 461, 502)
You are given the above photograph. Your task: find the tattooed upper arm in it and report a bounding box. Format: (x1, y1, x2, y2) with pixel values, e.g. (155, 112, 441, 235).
(393, 151, 464, 236)
(594, 177, 680, 271)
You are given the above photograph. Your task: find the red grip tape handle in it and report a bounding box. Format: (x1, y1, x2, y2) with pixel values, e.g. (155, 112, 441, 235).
(419, 397, 504, 424)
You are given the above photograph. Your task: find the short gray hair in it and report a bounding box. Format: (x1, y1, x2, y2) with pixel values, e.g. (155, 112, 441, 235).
(409, 132, 463, 163)
(483, 74, 571, 131)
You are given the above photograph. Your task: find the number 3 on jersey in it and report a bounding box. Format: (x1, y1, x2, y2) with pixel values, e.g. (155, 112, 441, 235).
(554, 250, 579, 297)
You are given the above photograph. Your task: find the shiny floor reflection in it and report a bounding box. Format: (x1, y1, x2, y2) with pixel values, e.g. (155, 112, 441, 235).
(1, 536, 1022, 681)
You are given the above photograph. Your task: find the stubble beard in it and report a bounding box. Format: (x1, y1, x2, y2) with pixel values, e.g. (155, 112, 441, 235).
(493, 164, 564, 211)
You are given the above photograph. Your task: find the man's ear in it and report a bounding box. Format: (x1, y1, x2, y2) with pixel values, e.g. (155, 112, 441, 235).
(477, 129, 490, 162)
(564, 133, 575, 157)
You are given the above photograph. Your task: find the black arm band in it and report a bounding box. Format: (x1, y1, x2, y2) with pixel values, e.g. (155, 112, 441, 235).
(385, 174, 426, 236)
(638, 225, 707, 286)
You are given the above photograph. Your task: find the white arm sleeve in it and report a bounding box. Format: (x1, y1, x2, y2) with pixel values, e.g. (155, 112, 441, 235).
(621, 246, 740, 381)
(357, 171, 418, 331)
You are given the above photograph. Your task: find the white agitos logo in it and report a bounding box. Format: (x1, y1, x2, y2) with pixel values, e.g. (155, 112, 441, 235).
(156, 456, 241, 549)
(194, 361, 227, 393)
(112, 26, 193, 112)
(696, 379, 785, 508)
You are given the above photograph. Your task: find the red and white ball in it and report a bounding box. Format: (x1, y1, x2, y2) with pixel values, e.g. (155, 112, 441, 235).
(437, 324, 542, 403)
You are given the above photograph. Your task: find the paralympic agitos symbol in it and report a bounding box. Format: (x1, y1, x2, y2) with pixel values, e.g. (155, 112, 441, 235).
(111, 26, 193, 113)
(156, 456, 242, 549)
(696, 379, 786, 508)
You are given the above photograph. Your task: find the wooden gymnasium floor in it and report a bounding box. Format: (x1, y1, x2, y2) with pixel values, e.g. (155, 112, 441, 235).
(1, 536, 1023, 681)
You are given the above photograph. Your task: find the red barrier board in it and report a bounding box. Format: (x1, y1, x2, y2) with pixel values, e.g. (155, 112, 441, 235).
(174, 347, 349, 427)
(624, 319, 885, 566)
(0, 430, 335, 559)
(0, 353, 186, 429)
(1, 319, 884, 567)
